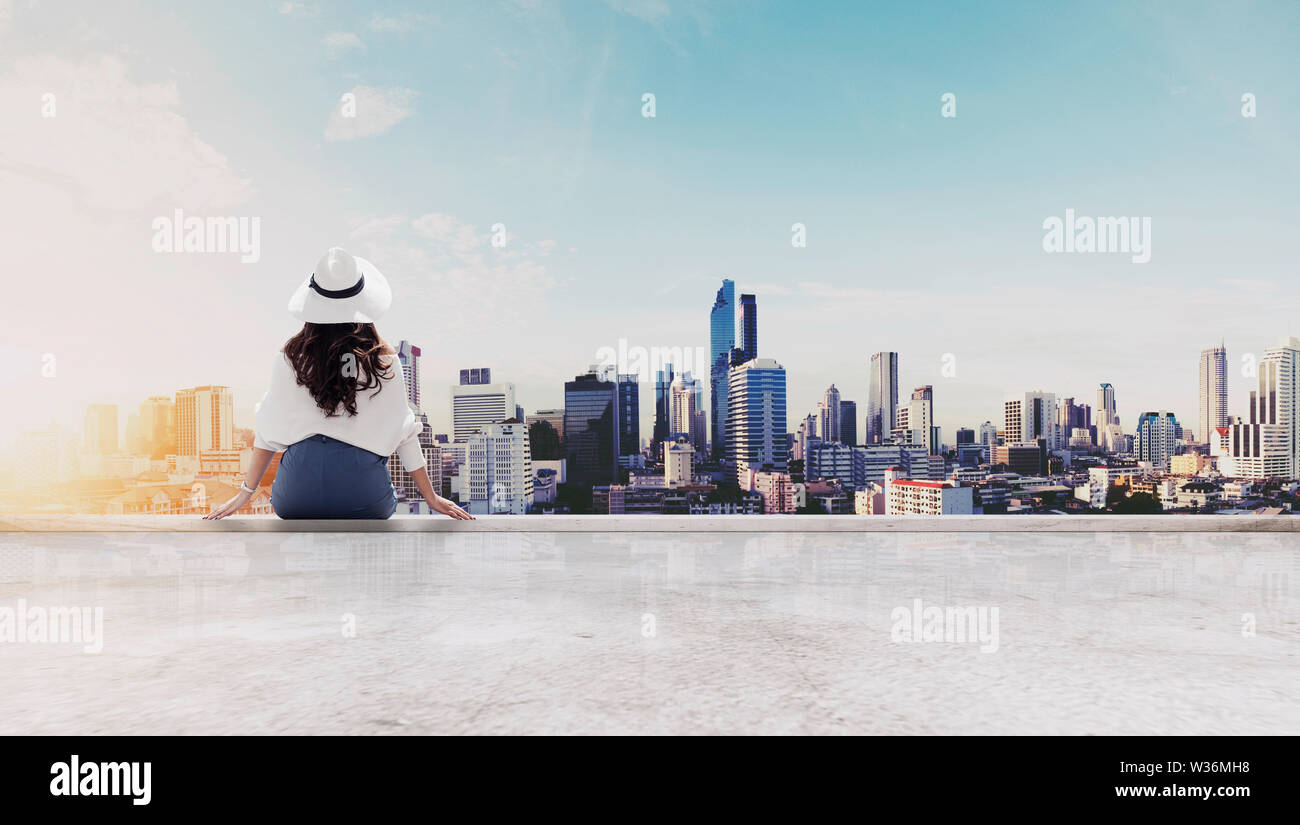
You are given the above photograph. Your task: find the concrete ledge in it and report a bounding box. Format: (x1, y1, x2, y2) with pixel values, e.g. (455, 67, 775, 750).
(1, 514, 1298, 532)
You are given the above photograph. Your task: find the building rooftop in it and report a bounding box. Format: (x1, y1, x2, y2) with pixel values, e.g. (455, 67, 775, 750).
(2, 521, 1296, 734)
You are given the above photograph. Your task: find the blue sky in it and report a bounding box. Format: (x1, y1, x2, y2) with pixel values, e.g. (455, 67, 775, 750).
(1, 0, 1299, 448)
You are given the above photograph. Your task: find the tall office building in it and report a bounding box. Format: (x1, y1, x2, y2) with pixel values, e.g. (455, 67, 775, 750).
(955, 427, 975, 444)
(709, 279, 736, 460)
(1058, 397, 1092, 446)
(1004, 391, 1058, 451)
(727, 358, 788, 486)
(793, 413, 818, 462)
(866, 352, 899, 445)
(451, 377, 517, 443)
(818, 384, 841, 443)
(388, 432, 442, 513)
(1199, 343, 1228, 443)
(738, 293, 758, 362)
(978, 421, 998, 461)
(652, 363, 675, 457)
(395, 340, 422, 411)
(525, 409, 565, 442)
(1097, 382, 1120, 451)
(839, 400, 858, 446)
(1135, 411, 1180, 472)
(894, 385, 938, 454)
(466, 419, 534, 515)
(138, 395, 176, 458)
(669, 373, 701, 444)
(459, 367, 491, 386)
(564, 371, 620, 487)
(617, 373, 640, 457)
(664, 437, 694, 486)
(1217, 338, 1300, 479)
(83, 404, 118, 455)
(176, 386, 233, 456)
(524, 408, 565, 461)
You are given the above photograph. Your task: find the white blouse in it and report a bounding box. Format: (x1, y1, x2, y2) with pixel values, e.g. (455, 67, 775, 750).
(253, 351, 426, 472)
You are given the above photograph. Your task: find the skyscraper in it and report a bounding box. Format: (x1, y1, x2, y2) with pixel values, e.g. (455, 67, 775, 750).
(395, 340, 422, 411)
(978, 421, 998, 461)
(895, 385, 937, 454)
(738, 293, 758, 362)
(451, 376, 517, 443)
(1135, 411, 1179, 472)
(466, 419, 533, 515)
(818, 384, 841, 443)
(727, 357, 788, 486)
(138, 395, 176, 459)
(1217, 337, 1300, 479)
(175, 386, 233, 456)
(709, 279, 736, 461)
(1199, 343, 1228, 443)
(839, 400, 858, 446)
(652, 363, 674, 457)
(524, 408, 565, 461)
(866, 352, 899, 445)
(1097, 383, 1120, 452)
(83, 404, 118, 455)
(617, 373, 640, 457)
(1004, 391, 1058, 451)
(669, 374, 698, 441)
(564, 371, 620, 487)
(459, 367, 491, 386)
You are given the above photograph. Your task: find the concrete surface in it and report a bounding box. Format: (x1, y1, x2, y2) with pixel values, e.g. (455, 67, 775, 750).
(1, 529, 1296, 734)
(4, 514, 1300, 532)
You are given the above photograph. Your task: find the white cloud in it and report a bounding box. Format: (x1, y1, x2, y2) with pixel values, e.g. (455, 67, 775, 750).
(0, 55, 252, 211)
(0, 53, 259, 437)
(347, 213, 559, 358)
(277, 1, 318, 17)
(366, 12, 435, 33)
(324, 85, 416, 141)
(0, 0, 13, 39)
(322, 31, 365, 57)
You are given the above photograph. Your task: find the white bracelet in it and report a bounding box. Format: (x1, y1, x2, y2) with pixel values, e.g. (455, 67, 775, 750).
(240, 481, 257, 494)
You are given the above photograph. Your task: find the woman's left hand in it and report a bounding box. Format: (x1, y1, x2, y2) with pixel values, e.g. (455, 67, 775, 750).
(204, 490, 253, 520)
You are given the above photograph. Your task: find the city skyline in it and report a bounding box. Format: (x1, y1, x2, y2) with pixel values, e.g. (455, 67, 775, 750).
(3, 1, 1299, 451)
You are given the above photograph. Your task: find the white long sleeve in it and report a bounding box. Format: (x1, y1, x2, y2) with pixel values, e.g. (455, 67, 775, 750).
(254, 351, 427, 473)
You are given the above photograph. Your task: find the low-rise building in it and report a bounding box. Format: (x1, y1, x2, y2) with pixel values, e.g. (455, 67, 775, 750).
(885, 479, 974, 515)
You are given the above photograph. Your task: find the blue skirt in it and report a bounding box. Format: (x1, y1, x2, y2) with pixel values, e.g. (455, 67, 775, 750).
(272, 434, 397, 519)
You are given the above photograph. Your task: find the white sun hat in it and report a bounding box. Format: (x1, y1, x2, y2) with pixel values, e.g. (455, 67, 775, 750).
(287, 247, 393, 324)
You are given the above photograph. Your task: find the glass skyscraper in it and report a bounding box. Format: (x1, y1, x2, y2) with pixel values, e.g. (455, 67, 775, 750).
(866, 352, 898, 445)
(652, 363, 674, 458)
(709, 279, 735, 461)
(617, 373, 640, 457)
(564, 372, 619, 487)
(738, 293, 758, 362)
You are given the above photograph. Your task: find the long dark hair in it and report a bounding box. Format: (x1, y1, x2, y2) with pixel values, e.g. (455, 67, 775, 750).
(283, 322, 394, 417)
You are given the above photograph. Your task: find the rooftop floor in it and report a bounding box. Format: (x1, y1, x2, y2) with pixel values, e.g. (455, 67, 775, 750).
(2, 528, 1297, 734)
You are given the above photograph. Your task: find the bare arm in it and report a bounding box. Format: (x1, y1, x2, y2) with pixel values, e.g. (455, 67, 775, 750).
(204, 446, 277, 520)
(410, 466, 474, 520)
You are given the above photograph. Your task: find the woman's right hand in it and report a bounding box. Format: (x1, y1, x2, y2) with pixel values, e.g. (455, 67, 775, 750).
(429, 495, 475, 520)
